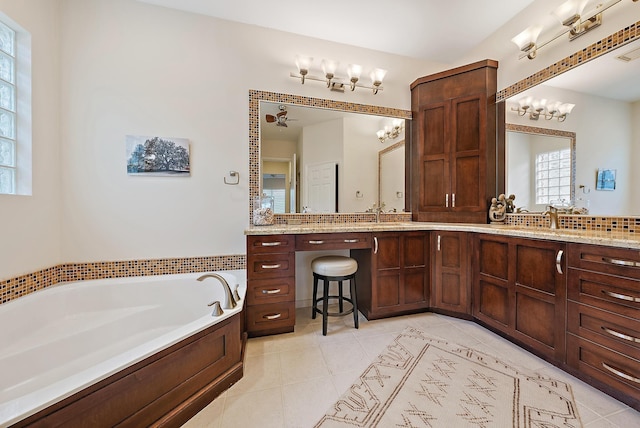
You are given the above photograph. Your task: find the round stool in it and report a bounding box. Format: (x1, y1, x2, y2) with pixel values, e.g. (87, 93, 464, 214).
(311, 255, 359, 336)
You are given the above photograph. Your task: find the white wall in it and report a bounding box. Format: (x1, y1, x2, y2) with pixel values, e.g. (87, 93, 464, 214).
(506, 84, 633, 215)
(57, 0, 440, 265)
(632, 100, 640, 213)
(0, 0, 61, 279)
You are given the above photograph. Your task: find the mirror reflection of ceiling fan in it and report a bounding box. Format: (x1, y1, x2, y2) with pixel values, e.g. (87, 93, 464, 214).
(265, 105, 296, 127)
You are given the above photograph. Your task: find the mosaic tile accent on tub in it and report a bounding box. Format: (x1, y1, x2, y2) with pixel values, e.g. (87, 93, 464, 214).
(497, 20, 640, 102)
(249, 89, 412, 225)
(0, 254, 246, 305)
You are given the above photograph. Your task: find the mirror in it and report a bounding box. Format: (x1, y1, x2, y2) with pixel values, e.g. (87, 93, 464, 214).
(378, 141, 405, 213)
(505, 124, 576, 213)
(504, 36, 640, 216)
(259, 99, 409, 213)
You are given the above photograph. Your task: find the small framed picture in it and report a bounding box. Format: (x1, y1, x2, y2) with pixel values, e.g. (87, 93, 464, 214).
(595, 169, 616, 191)
(126, 135, 190, 176)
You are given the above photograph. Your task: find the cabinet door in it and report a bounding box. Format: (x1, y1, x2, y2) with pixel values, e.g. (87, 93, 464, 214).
(473, 234, 566, 362)
(432, 232, 469, 314)
(451, 94, 486, 213)
(473, 234, 511, 329)
(512, 238, 566, 361)
(363, 232, 429, 319)
(417, 101, 450, 212)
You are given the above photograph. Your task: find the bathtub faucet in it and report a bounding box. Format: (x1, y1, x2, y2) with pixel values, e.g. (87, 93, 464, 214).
(197, 273, 238, 309)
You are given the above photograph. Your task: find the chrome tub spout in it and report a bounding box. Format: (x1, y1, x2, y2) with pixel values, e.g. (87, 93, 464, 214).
(197, 273, 238, 309)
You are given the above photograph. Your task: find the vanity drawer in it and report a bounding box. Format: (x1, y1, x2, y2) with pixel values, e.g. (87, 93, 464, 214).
(566, 334, 640, 403)
(296, 233, 371, 251)
(246, 277, 295, 305)
(567, 301, 640, 357)
(248, 252, 295, 279)
(247, 234, 295, 253)
(246, 302, 295, 335)
(568, 244, 640, 280)
(567, 268, 639, 317)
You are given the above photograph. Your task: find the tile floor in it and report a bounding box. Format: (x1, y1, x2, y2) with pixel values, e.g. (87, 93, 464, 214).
(183, 307, 640, 428)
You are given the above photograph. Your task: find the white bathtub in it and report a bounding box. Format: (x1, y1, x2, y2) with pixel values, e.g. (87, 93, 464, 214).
(0, 270, 246, 427)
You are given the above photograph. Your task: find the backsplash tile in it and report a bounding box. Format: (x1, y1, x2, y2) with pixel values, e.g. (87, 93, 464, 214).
(505, 213, 639, 234)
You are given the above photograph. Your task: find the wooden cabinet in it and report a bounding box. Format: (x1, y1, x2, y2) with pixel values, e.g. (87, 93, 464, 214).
(353, 231, 430, 320)
(431, 231, 470, 316)
(473, 234, 566, 362)
(246, 235, 296, 337)
(410, 60, 499, 223)
(566, 243, 640, 410)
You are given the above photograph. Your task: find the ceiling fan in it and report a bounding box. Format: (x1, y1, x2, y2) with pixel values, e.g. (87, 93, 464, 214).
(265, 105, 295, 127)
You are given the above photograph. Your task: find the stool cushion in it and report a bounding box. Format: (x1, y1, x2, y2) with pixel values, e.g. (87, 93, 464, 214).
(311, 256, 358, 277)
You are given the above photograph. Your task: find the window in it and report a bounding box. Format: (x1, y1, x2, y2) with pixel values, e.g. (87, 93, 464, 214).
(535, 148, 571, 205)
(0, 20, 16, 194)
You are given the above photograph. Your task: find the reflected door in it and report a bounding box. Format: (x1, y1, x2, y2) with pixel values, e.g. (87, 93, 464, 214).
(305, 161, 337, 213)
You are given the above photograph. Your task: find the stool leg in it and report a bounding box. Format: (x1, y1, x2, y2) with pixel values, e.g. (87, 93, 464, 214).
(350, 276, 359, 329)
(338, 280, 344, 313)
(322, 278, 329, 336)
(312, 274, 318, 319)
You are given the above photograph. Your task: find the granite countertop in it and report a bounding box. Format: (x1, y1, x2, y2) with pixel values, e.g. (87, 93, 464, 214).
(245, 222, 640, 250)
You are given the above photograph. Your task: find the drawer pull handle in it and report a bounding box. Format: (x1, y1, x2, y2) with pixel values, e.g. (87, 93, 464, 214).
(445, 193, 449, 208)
(437, 235, 441, 252)
(602, 326, 640, 343)
(556, 249, 564, 274)
(601, 362, 640, 384)
(262, 288, 281, 294)
(343, 239, 359, 243)
(261, 264, 282, 269)
(452, 193, 456, 208)
(602, 290, 640, 303)
(263, 313, 282, 320)
(261, 242, 282, 247)
(308, 240, 324, 245)
(602, 257, 640, 268)
(373, 236, 378, 254)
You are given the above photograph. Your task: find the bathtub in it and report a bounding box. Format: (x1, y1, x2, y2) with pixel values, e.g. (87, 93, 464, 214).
(0, 270, 246, 427)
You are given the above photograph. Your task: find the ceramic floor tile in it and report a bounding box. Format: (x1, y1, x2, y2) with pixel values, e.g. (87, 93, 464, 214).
(181, 310, 637, 427)
(226, 352, 282, 397)
(355, 331, 401, 360)
(282, 377, 339, 428)
(606, 408, 640, 427)
(279, 346, 330, 385)
(182, 395, 225, 428)
(221, 387, 284, 428)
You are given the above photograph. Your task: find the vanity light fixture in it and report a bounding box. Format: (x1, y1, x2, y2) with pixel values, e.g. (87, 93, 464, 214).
(376, 118, 404, 143)
(512, 0, 631, 60)
(511, 97, 575, 122)
(291, 56, 386, 94)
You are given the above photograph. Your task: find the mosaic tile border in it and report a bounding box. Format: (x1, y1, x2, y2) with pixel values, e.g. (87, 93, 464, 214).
(249, 89, 413, 224)
(271, 212, 412, 225)
(0, 254, 246, 305)
(497, 20, 640, 102)
(505, 213, 640, 233)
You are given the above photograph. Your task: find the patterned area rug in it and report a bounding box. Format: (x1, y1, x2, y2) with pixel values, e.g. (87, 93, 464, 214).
(316, 327, 582, 427)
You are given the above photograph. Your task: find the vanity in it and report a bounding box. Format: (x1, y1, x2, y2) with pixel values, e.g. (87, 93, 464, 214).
(246, 18, 640, 412)
(245, 223, 640, 411)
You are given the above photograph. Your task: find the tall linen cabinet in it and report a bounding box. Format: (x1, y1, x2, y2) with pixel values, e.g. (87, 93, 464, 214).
(410, 60, 500, 223)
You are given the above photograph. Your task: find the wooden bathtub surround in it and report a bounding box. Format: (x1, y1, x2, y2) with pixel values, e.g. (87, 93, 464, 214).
(245, 225, 640, 411)
(12, 314, 246, 428)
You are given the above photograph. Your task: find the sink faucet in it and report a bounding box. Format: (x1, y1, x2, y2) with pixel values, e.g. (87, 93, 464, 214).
(197, 273, 237, 309)
(543, 205, 559, 230)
